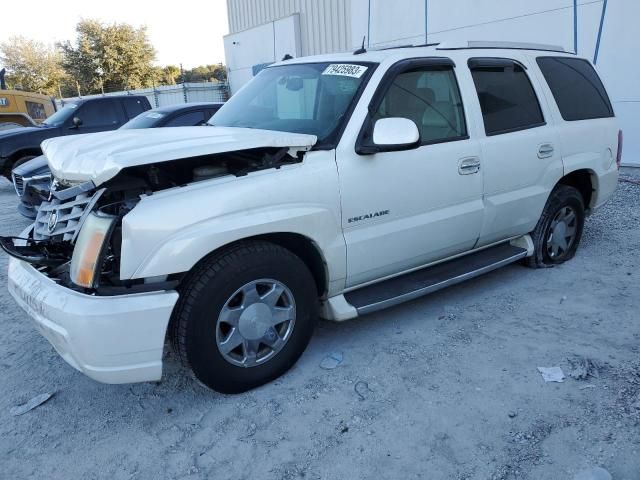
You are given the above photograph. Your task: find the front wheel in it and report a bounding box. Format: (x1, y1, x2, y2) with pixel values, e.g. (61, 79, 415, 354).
(171, 241, 318, 393)
(525, 184, 585, 268)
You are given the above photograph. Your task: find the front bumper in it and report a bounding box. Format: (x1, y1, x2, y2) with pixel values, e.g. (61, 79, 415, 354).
(8, 257, 179, 384)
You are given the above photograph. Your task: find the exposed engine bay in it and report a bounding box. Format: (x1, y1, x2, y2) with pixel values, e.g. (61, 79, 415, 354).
(0, 147, 304, 294)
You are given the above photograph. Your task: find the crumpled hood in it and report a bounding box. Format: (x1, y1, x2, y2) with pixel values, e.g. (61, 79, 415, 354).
(42, 126, 317, 186)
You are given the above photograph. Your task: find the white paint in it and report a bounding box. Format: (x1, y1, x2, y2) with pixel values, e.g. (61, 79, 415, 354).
(372, 117, 419, 146)
(7, 252, 178, 384)
(11, 44, 621, 384)
(42, 127, 317, 185)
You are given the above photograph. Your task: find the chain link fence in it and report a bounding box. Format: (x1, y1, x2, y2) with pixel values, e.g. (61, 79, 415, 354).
(59, 82, 230, 108)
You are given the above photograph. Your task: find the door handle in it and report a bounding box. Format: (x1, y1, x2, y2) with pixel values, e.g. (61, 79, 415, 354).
(458, 157, 481, 175)
(538, 143, 555, 159)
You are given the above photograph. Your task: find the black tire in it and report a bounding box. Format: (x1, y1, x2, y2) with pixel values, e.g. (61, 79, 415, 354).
(525, 184, 585, 268)
(4, 155, 35, 179)
(171, 240, 318, 393)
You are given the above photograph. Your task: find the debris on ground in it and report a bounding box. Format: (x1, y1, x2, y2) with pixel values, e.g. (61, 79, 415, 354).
(508, 411, 517, 418)
(319, 352, 343, 370)
(354, 381, 372, 401)
(10, 392, 55, 416)
(560, 295, 568, 304)
(573, 466, 612, 480)
(579, 384, 597, 390)
(537, 366, 565, 383)
(567, 356, 601, 380)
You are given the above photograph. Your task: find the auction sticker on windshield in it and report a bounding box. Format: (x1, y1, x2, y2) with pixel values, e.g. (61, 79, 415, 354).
(322, 64, 368, 78)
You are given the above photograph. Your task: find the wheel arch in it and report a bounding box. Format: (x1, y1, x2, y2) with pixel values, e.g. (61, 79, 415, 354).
(557, 168, 596, 210)
(9, 147, 42, 163)
(179, 233, 329, 298)
(3, 148, 42, 176)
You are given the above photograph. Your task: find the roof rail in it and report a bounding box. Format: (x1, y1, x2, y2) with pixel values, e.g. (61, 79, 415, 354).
(436, 40, 569, 54)
(374, 42, 440, 51)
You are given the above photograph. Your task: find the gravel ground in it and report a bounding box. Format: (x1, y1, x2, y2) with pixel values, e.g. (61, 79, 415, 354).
(0, 170, 639, 480)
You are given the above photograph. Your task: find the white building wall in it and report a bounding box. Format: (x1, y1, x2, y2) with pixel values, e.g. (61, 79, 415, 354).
(227, 0, 351, 56)
(225, 0, 352, 93)
(226, 0, 639, 164)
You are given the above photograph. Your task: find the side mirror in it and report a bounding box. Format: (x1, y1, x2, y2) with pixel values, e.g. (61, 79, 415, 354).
(70, 117, 82, 129)
(372, 117, 420, 150)
(356, 117, 420, 155)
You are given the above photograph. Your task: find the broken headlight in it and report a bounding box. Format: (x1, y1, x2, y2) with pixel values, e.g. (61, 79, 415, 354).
(69, 212, 116, 288)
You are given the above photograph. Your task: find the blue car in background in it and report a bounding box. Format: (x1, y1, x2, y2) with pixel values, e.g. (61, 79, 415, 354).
(11, 102, 224, 218)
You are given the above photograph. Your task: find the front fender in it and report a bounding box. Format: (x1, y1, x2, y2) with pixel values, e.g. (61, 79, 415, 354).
(120, 151, 346, 294)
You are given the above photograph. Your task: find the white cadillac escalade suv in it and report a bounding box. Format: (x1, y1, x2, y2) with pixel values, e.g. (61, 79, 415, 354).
(1, 41, 621, 393)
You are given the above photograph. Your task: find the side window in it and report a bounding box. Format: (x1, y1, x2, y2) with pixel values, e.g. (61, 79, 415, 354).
(469, 59, 545, 136)
(164, 111, 207, 127)
(77, 100, 120, 128)
(25, 101, 47, 121)
(375, 66, 467, 144)
(123, 98, 148, 119)
(536, 57, 613, 121)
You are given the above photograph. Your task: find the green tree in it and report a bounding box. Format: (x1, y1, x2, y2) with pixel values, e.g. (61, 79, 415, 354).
(184, 64, 227, 83)
(0, 36, 65, 95)
(159, 65, 181, 85)
(59, 19, 156, 95)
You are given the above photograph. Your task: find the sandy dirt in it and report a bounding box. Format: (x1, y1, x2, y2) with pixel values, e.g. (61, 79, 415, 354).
(0, 170, 638, 480)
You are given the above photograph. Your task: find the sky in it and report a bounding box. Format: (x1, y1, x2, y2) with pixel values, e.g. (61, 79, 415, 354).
(2, 0, 229, 68)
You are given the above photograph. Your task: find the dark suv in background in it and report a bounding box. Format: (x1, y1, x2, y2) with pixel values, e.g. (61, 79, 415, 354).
(11, 102, 224, 218)
(0, 95, 151, 179)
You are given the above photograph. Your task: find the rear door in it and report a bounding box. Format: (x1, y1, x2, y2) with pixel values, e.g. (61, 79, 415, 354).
(123, 97, 150, 120)
(467, 56, 563, 246)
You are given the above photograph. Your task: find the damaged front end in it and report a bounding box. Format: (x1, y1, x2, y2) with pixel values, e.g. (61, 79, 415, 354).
(1, 146, 305, 295)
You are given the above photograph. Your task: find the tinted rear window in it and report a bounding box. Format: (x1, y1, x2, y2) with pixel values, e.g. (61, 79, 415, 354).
(164, 110, 207, 127)
(123, 97, 149, 119)
(536, 57, 613, 121)
(469, 59, 545, 136)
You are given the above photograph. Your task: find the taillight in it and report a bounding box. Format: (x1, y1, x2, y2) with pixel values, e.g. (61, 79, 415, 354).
(616, 130, 623, 168)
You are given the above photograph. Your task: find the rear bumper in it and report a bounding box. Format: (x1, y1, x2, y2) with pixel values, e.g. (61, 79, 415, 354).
(8, 256, 179, 384)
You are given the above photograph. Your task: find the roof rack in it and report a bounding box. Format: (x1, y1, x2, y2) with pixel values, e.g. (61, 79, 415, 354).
(375, 42, 440, 51)
(436, 40, 570, 54)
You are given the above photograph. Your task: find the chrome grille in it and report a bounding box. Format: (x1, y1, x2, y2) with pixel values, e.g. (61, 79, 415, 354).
(34, 188, 104, 242)
(12, 173, 24, 197)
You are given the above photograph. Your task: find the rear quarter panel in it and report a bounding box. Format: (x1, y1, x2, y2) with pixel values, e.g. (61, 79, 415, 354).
(528, 53, 619, 211)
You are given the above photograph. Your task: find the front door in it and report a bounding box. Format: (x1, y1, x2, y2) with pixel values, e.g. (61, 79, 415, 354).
(64, 99, 125, 135)
(338, 60, 485, 287)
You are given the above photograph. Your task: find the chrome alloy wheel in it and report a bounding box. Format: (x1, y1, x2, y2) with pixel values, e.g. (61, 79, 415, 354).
(216, 279, 296, 368)
(546, 206, 578, 259)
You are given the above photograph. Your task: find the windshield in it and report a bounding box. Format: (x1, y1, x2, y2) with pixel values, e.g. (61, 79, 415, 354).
(42, 102, 78, 126)
(210, 62, 373, 145)
(120, 111, 165, 129)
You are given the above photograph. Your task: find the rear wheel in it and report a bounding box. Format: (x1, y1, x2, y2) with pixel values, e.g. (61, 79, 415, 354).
(525, 185, 585, 268)
(171, 241, 318, 393)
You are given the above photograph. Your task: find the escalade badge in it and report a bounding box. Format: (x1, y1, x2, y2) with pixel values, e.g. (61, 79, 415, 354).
(47, 211, 59, 233)
(348, 210, 390, 224)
